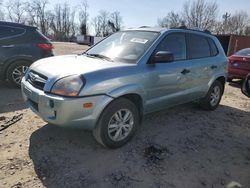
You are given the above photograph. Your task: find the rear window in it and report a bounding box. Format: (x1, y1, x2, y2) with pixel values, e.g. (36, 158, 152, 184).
(235, 48, 250, 56)
(35, 29, 50, 41)
(0, 25, 25, 39)
(186, 34, 211, 59)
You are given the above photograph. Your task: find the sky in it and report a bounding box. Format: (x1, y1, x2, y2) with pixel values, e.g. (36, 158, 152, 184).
(51, 0, 250, 30)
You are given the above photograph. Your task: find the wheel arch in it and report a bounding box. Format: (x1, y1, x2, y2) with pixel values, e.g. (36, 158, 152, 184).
(3, 55, 35, 79)
(107, 84, 145, 120)
(208, 75, 226, 94)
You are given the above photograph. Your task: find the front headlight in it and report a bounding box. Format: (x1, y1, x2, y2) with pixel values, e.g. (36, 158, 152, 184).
(51, 75, 85, 97)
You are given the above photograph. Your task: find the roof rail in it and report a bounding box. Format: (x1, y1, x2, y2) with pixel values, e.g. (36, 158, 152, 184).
(139, 26, 151, 28)
(171, 25, 211, 35)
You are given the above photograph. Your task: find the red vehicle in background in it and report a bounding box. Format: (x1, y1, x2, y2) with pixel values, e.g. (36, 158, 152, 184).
(228, 48, 250, 82)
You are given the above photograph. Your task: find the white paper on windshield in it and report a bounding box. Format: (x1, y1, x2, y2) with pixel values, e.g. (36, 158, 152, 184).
(130, 38, 148, 44)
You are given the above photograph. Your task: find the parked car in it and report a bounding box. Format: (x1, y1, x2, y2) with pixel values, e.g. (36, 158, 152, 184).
(21, 27, 227, 148)
(0, 21, 53, 87)
(241, 73, 250, 98)
(228, 48, 250, 82)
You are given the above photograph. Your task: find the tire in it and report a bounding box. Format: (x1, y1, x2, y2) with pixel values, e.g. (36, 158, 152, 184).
(199, 80, 224, 111)
(6, 61, 31, 87)
(93, 98, 140, 149)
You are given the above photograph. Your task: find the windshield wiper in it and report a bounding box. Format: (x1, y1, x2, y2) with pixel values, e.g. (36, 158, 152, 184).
(85, 53, 114, 62)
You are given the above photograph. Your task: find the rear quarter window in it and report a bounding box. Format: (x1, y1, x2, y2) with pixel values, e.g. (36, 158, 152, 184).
(0, 25, 25, 40)
(186, 34, 211, 59)
(35, 29, 50, 41)
(207, 38, 218, 56)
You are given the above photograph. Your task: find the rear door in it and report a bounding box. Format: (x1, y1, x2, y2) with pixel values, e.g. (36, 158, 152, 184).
(0, 25, 26, 64)
(184, 33, 219, 99)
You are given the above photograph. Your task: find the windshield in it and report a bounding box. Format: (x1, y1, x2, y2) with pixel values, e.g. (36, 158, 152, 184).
(235, 48, 250, 56)
(85, 31, 160, 64)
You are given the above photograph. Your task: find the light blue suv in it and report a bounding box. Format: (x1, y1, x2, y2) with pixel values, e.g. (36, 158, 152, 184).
(21, 27, 228, 148)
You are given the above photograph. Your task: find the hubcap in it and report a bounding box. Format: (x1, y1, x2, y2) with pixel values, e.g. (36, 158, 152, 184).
(210, 86, 221, 106)
(12, 65, 29, 85)
(108, 109, 134, 142)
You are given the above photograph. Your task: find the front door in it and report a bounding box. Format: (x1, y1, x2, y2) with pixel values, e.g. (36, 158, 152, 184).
(144, 33, 193, 113)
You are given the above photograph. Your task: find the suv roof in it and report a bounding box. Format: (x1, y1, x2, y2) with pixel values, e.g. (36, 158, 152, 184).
(0, 21, 36, 29)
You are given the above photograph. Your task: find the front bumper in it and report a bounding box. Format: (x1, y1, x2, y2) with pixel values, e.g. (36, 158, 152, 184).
(21, 78, 113, 130)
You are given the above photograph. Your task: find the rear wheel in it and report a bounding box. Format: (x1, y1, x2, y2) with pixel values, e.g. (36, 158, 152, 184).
(7, 61, 31, 87)
(199, 80, 224, 111)
(93, 98, 139, 149)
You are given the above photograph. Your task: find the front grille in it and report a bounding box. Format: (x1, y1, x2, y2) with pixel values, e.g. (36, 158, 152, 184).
(27, 71, 47, 90)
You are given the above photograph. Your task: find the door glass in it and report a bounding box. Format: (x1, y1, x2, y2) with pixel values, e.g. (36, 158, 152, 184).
(187, 34, 210, 59)
(0, 26, 25, 40)
(156, 33, 186, 60)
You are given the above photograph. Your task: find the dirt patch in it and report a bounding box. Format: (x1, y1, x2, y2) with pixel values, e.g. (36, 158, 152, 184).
(0, 42, 250, 188)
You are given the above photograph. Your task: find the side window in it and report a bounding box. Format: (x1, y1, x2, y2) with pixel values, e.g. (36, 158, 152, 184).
(156, 33, 186, 60)
(0, 26, 25, 40)
(207, 38, 218, 56)
(186, 34, 210, 59)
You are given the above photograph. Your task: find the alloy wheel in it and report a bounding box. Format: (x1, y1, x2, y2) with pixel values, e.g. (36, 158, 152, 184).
(107, 109, 134, 142)
(210, 85, 221, 106)
(11, 65, 29, 85)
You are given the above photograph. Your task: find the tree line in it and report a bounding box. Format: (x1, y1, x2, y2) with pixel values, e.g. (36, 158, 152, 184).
(0, 0, 123, 41)
(158, 0, 250, 35)
(1, 0, 250, 42)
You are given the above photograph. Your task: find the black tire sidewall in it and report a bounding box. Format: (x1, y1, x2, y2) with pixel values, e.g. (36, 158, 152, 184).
(97, 98, 139, 149)
(6, 61, 31, 87)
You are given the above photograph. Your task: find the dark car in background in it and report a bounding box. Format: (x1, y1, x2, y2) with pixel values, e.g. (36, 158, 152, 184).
(0, 21, 53, 87)
(228, 48, 250, 81)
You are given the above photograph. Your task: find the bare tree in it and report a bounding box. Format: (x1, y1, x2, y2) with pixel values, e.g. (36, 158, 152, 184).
(92, 10, 111, 37)
(216, 11, 250, 35)
(227, 11, 250, 35)
(109, 11, 123, 32)
(93, 10, 123, 37)
(245, 26, 250, 36)
(78, 0, 88, 35)
(183, 0, 218, 30)
(25, 0, 52, 35)
(0, 0, 4, 20)
(50, 3, 76, 41)
(158, 11, 184, 28)
(5, 0, 27, 23)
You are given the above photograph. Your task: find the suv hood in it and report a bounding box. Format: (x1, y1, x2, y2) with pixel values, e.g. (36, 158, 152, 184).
(30, 55, 127, 78)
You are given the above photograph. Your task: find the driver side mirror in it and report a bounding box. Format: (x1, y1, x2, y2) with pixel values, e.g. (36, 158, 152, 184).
(151, 51, 174, 64)
(241, 73, 250, 98)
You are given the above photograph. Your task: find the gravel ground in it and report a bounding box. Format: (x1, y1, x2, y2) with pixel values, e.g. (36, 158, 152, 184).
(0, 42, 250, 188)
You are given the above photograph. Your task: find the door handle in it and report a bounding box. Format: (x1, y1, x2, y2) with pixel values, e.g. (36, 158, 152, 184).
(181, 69, 190, 75)
(1, 45, 15, 48)
(211, 65, 217, 69)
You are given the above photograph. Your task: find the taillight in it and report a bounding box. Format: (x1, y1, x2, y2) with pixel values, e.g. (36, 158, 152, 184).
(38, 43, 54, 50)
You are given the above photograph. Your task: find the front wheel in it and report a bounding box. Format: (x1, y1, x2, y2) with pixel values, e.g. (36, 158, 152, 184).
(7, 61, 31, 87)
(199, 80, 224, 111)
(93, 98, 140, 149)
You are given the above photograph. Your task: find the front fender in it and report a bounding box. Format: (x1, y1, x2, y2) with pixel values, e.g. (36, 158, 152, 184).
(108, 83, 146, 101)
